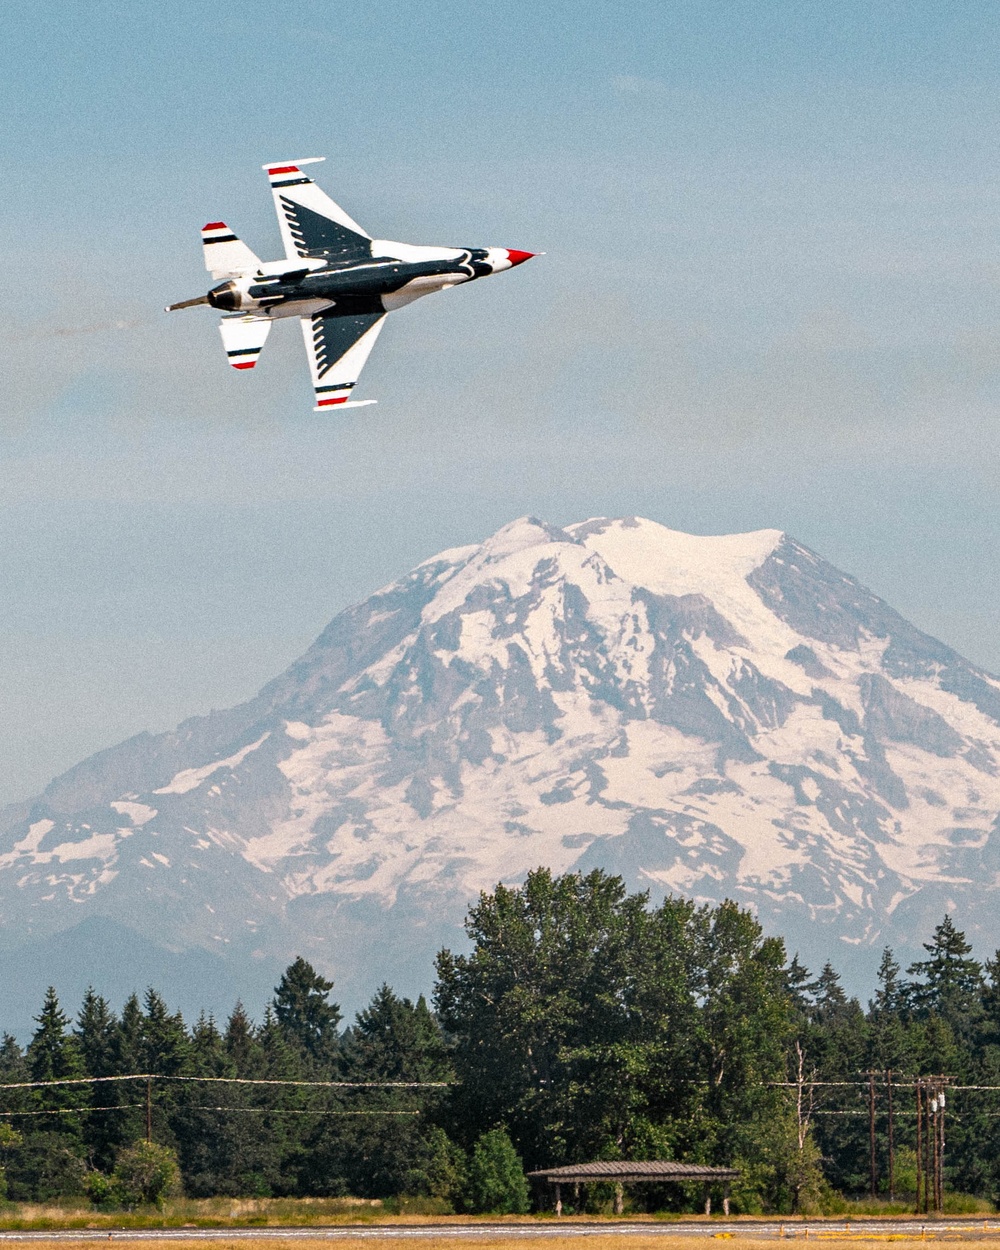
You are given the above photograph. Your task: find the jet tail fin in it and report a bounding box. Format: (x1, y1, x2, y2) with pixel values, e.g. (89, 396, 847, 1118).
(202, 223, 262, 279)
(219, 315, 271, 370)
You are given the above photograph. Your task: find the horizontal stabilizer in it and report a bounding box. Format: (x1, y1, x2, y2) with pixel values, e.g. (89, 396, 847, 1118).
(219, 316, 271, 370)
(202, 223, 262, 279)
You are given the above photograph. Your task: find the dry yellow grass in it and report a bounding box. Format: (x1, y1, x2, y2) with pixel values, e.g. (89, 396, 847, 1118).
(14, 1238, 1000, 1250)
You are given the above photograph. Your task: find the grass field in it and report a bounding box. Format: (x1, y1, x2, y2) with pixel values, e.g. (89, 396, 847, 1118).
(11, 1238, 1000, 1250)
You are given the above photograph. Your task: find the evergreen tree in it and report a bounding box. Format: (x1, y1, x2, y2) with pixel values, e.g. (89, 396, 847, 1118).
(102, 993, 148, 1157)
(865, 949, 912, 1074)
(28, 987, 87, 1131)
(17, 989, 88, 1199)
(115, 994, 146, 1073)
(139, 989, 189, 1153)
(346, 985, 450, 1083)
(224, 1002, 256, 1072)
(785, 955, 816, 1020)
(907, 916, 985, 1040)
(272, 958, 341, 1066)
(76, 989, 117, 1076)
(172, 1013, 231, 1197)
(75, 988, 120, 1169)
(142, 988, 190, 1076)
(189, 1012, 226, 1074)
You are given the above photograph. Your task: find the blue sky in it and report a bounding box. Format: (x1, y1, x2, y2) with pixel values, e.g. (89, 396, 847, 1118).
(3, 0, 1000, 805)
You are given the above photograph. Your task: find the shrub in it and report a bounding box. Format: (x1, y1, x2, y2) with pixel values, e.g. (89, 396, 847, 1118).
(88, 1140, 182, 1208)
(463, 1127, 529, 1214)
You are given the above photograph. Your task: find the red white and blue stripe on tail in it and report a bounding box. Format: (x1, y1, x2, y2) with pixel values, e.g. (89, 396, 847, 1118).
(219, 315, 271, 370)
(201, 222, 262, 280)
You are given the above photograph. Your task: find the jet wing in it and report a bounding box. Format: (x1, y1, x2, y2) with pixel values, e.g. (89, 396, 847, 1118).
(263, 159, 373, 263)
(301, 311, 385, 410)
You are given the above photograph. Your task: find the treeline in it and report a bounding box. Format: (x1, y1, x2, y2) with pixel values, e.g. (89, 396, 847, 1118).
(4, 868, 1000, 1213)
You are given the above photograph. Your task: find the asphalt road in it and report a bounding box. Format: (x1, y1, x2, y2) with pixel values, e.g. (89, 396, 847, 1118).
(1, 1222, 1000, 1242)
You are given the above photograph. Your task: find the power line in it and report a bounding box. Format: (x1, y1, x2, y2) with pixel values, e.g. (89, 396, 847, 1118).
(0, 1074, 449, 1091)
(0, 1105, 419, 1118)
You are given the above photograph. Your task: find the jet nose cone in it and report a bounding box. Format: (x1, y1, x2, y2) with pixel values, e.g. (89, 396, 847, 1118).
(505, 250, 535, 267)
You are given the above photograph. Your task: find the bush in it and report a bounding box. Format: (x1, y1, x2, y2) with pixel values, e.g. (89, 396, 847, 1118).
(88, 1140, 182, 1209)
(463, 1128, 529, 1214)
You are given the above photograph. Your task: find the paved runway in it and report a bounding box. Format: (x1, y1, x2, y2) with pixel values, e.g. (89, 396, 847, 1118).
(1, 1221, 1000, 1242)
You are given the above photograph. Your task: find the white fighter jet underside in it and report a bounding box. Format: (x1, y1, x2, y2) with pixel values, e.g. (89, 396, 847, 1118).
(167, 159, 535, 410)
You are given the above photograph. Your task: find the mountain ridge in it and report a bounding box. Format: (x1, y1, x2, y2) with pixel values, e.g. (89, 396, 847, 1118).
(3, 515, 999, 1030)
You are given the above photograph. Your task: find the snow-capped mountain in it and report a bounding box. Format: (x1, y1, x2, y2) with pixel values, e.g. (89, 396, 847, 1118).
(3, 516, 1000, 1026)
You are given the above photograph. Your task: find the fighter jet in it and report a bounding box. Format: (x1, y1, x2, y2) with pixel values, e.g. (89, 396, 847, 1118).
(167, 159, 535, 410)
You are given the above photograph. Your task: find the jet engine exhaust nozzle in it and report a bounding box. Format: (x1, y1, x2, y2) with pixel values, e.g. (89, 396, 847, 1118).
(208, 281, 240, 311)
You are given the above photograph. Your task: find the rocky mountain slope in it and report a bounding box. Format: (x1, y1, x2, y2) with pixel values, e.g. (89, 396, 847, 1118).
(3, 516, 999, 1027)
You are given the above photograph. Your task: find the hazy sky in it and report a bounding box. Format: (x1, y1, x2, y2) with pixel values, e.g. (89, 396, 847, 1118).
(3, 0, 1000, 806)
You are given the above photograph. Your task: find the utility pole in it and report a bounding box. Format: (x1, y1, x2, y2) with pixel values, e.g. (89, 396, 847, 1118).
(915, 1081, 923, 1216)
(146, 1077, 152, 1143)
(940, 1090, 945, 1215)
(925, 1085, 935, 1214)
(868, 1071, 877, 1199)
(886, 1070, 895, 1202)
(930, 1092, 939, 1213)
(937, 1089, 946, 1213)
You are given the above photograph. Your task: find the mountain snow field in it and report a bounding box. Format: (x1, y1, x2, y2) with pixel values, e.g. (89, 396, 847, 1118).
(2, 515, 999, 1014)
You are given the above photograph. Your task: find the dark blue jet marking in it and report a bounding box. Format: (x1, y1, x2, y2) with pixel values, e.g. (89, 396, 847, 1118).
(280, 197, 373, 262)
(310, 312, 384, 378)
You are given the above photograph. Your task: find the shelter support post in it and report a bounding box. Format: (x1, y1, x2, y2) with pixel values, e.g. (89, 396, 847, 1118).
(614, 1182, 624, 1215)
(704, 1184, 712, 1215)
(574, 1182, 580, 1212)
(724, 1184, 731, 1216)
(554, 1183, 562, 1216)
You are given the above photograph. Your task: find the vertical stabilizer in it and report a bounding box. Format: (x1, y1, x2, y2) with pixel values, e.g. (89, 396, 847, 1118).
(219, 316, 271, 370)
(202, 223, 262, 279)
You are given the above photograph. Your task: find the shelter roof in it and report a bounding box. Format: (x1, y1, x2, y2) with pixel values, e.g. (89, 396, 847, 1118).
(527, 1161, 740, 1183)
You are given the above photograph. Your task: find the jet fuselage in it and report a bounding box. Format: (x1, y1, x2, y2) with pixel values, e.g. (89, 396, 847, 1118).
(208, 245, 528, 320)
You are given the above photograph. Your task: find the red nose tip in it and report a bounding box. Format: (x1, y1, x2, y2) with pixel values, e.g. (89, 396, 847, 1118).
(506, 250, 535, 266)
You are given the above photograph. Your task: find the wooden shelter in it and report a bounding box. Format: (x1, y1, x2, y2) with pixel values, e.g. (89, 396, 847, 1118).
(527, 1160, 740, 1216)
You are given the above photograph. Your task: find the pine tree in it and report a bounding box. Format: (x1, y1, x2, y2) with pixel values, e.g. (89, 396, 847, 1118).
(76, 989, 117, 1076)
(28, 988, 87, 1128)
(907, 915, 984, 1037)
(20, 987, 89, 1198)
(865, 949, 912, 1074)
(173, 1014, 230, 1197)
(142, 988, 190, 1076)
(786, 955, 815, 1013)
(272, 958, 341, 1066)
(189, 1013, 226, 1075)
(347, 985, 449, 1082)
(116, 993, 146, 1072)
(75, 988, 120, 1169)
(224, 1002, 256, 1073)
(871, 948, 905, 1017)
(101, 993, 148, 1155)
